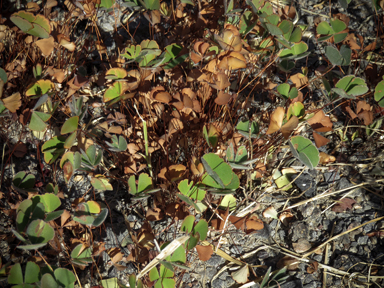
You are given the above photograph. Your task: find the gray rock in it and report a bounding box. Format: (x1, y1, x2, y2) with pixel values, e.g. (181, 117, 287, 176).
(206, 255, 225, 267)
(357, 236, 369, 245)
(211, 278, 224, 288)
(289, 222, 309, 242)
(280, 280, 303, 288)
(294, 173, 317, 197)
(303, 281, 322, 288)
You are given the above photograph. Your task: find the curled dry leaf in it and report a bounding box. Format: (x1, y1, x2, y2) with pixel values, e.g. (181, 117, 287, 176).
(245, 215, 264, 234)
(290, 73, 308, 88)
(107, 247, 124, 264)
(191, 156, 204, 176)
(211, 72, 231, 91)
(126, 70, 141, 91)
(229, 215, 246, 230)
(281, 115, 299, 139)
(217, 51, 247, 70)
(231, 264, 249, 284)
(266, 107, 285, 135)
(158, 164, 186, 182)
(191, 41, 210, 63)
(195, 244, 213, 261)
(279, 211, 294, 226)
(307, 110, 333, 132)
(215, 25, 242, 52)
(146, 207, 164, 221)
(168, 118, 184, 135)
(263, 206, 278, 220)
(356, 100, 373, 125)
(58, 34, 75, 52)
(319, 152, 336, 164)
(150, 86, 172, 103)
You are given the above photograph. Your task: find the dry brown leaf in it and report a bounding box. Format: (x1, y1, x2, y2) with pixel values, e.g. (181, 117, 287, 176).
(215, 25, 242, 52)
(13, 142, 27, 158)
(313, 131, 330, 148)
(228, 215, 246, 230)
(165, 202, 189, 220)
(277, 256, 299, 270)
(195, 244, 213, 261)
(211, 209, 229, 231)
(168, 118, 184, 135)
(290, 73, 308, 88)
(150, 86, 172, 103)
(146, 207, 164, 221)
(2, 92, 21, 113)
(108, 247, 124, 264)
(281, 115, 298, 139)
(215, 91, 232, 105)
(266, 107, 285, 134)
(191, 156, 204, 176)
(26, 2, 40, 12)
(36, 36, 55, 56)
(319, 152, 336, 164)
(307, 261, 318, 274)
(356, 100, 373, 125)
(211, 72, 230, 90)
(307, 110, 333, 132)
(92, 242, 106, 256)
(245, 215, 264, 234)
(279, 211, 294, 226)
(332, 198, 356, 213)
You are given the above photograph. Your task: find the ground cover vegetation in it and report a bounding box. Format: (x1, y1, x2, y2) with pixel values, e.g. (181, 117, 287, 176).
(1, 0, 384, 287)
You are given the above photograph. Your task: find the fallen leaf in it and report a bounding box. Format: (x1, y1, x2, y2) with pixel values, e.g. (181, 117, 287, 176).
(2, 92, 21, 113)
(319, 152, 336, 164)
(332, 198, 356, 212)
(231, 265, 249, 284)
(35, 36, 55, 56)
(211, 209, 229, 231)
(263, 206, 278, 220)
(313, 131, 330, 148)
(307, 110, 333, 132)
(229, 215, 246, 230)
(279, 211, 294, 226)
(146, 207, 164, 221)
(195, 244, 213, 261)
(245, 215, 264, 234)
(266, 107, 285, 134)
(277, 256, 299, 270)
(107, 247, 124, 264)
(307, 261, 318, 274)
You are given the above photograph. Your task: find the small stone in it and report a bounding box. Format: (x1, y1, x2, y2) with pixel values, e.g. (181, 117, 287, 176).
(211, 278, 224, 288)
(289, 222, 309, 242)
(303, 281, 322, 288)
(357, 236, 369, 245)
